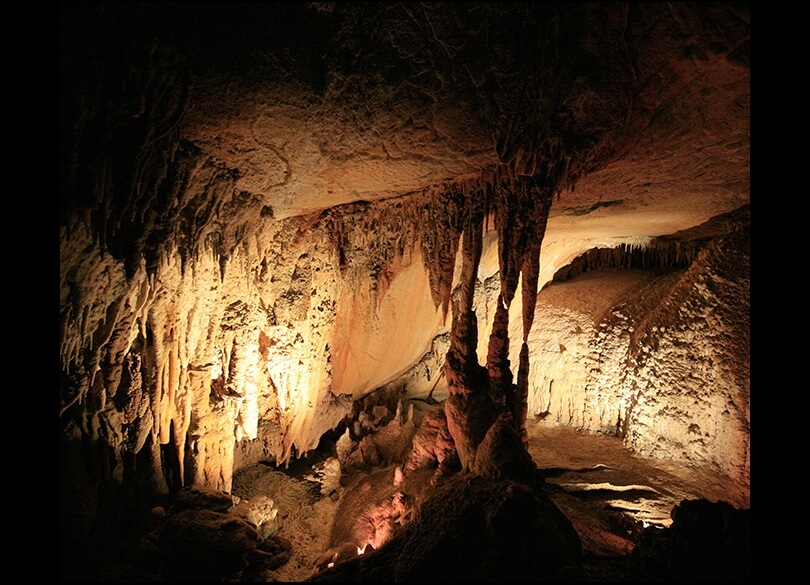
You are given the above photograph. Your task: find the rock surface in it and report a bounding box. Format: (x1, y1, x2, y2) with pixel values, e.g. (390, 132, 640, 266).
(631, 499, 750, 582)
(518, 209, 750, 493)
(309, 475, 583, 582)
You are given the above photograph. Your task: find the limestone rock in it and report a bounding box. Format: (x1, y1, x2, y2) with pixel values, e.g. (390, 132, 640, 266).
(338, 402, 419, 471)
(59, 4, 750, 580)
(471, 414, 538, 487)
(404, 404, 460, 480)
(230, 494, 280, 540)
(143, 508, 259, 579)
(304, 456, 343, 497)
(170, 485, 235, 513)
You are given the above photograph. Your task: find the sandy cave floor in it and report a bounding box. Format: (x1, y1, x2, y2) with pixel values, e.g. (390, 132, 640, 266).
(231, 418, 748, 582)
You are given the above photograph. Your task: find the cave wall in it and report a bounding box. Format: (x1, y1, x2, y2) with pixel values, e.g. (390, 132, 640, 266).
(621, 227, 750, 492)
(60, 174, 470, 575)
(517, 224, 750, 497)
(61, 180, 458, 487)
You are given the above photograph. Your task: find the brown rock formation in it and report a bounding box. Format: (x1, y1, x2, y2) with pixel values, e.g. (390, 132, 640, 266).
(308, 475, 583, 582)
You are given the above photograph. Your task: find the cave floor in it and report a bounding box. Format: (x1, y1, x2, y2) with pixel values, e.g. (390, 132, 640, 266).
(524, 420, 749, 581)
(232, 419, 748, 582)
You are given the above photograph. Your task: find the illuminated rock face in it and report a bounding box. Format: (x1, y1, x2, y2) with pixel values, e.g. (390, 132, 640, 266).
(517, 218, 750, 495)
(60, 2, 749, 577)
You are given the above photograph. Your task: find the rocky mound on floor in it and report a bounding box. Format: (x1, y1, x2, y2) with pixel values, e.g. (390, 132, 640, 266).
(129, 485, 293, 581)
(308, 474, 583, 582)
(631, 498, 750, 582)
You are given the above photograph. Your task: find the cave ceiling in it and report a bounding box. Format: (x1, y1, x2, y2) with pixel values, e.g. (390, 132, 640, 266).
(61, 2, 750, 247)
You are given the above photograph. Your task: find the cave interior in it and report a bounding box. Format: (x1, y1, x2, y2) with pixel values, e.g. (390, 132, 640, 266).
(59, 2, 750, 582)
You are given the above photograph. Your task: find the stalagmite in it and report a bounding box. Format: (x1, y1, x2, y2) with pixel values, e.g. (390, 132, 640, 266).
(442, 173, 561, 471)
(485, 296, 512, 410)
(443, 191, 492, 470)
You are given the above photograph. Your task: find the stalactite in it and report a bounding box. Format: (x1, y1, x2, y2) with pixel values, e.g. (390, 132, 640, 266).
(551, 238, 708, 284)
(418, 189, 463, 322)
(443, 193, 486, 397)
(484, 174, 556, 441)
(427, 157, 569, 473)
(443, 191, 493, 471)
(519, 189, 554, 343)
(485, 296, 512, 411)
(494, 183, 525, 307)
